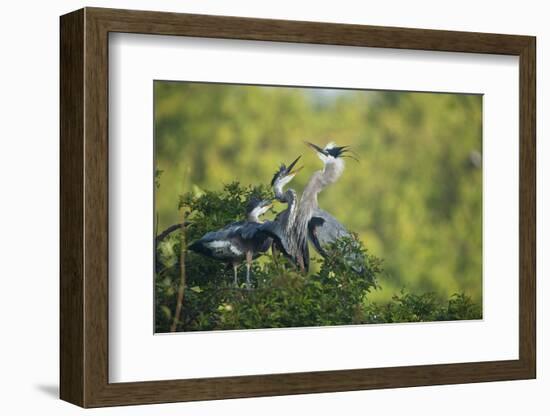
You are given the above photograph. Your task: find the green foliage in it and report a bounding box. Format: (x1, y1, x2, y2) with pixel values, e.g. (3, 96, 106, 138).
(154, 168, 163, 189)
(363, 291, 482, 323)
(179, 181, 273, 231)
(155, 183, 481, 332)
(155, 82, 483, 304)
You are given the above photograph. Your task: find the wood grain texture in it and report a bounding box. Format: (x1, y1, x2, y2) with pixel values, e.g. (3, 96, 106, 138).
(83, 10, 110, 406)
(89, 7, 532, 55)
(59, 8, 84, 407)
(59, 7, 537, 408)
(518, 38, 536, 376)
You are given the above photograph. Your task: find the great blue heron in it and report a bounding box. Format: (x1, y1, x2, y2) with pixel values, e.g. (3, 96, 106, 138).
(303, 142, 354, 256)
(296, 141, 367, 277)
(188, 197, 273, 287)
(283, 142, 352, 273)
(259, 156, 308, 271)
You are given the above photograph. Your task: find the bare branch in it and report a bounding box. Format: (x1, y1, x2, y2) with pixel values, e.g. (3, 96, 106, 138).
(155, 221, 191, 244)
(171, 215, 188, 332)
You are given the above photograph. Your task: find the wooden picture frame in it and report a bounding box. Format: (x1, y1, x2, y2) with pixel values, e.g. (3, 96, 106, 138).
(60, 7, 536, 408)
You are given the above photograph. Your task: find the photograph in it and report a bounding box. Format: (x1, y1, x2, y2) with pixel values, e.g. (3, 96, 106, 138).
(154, 80, 483, 333)
(51, 4, 539, 410)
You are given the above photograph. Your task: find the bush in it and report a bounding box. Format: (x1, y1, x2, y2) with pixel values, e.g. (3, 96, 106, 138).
(155, 182, 481, 332)
(363, 291, 482, 324)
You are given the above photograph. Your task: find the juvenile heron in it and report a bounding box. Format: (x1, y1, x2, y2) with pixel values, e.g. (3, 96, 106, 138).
(259, 156, 308, 271)
(188, 197, 273, 287)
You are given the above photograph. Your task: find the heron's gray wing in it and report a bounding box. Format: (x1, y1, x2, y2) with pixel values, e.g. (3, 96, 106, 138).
(301, 238, 310, 273)
(307, 216, 326, 255)
(233, 223, 272, 254)
(188, 221, 247, 260)
(196, 221, 244, 243)
(308, 208, 367, 276)
(258, 220, 291, 257)
(308, 208, 350, 255)
(194, 221, 240, 242)
(235, 222, 272, 241)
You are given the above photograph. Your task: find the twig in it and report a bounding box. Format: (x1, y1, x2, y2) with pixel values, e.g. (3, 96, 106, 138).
(155, 212, 159, 239)
(170, 167, 191, 332)
(155, 221, 191, 274)
(171, 211, 187, 332)
(155, 222, 191, 244)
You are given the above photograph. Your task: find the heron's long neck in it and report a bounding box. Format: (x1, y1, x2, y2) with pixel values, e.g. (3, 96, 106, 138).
(284, 189, 308, 265)
(274, 182, 299, 230)
(297, 158, 345, 236)
(274, 182, 289, 203)
(274, 187, 302, 256)
(247, 212, 260, 223)
(247, 206, 268, 223)
(301, 158, 344, 208)
(284, 189, 298, 229)
(322, 158, 345, 188)
(300, 171, 322, 213)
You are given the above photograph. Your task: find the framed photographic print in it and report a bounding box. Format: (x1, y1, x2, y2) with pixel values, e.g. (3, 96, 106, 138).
(60, 7, 536, 408)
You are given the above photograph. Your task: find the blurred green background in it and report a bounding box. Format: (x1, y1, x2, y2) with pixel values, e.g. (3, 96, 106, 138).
(154, 81, 482, 304)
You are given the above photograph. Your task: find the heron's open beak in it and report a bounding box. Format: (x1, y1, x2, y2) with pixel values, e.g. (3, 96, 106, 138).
(289, 165, 303, 176)
(286, 155, 303, 176)
(305, 141, 328, 156)
(306, 141, 357, 160)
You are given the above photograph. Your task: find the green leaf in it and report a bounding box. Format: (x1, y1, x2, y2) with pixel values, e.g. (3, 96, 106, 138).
(160, 305, 172, 320)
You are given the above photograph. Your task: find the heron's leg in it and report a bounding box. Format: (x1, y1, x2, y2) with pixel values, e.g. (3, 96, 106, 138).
(245, 263, 251, 288)
(272, 244, 286, 273)
(271, 244, 279, 263)
(297, 255, 305, 274)
(234, 266, 238, 287)
(245, 251, 253, 288)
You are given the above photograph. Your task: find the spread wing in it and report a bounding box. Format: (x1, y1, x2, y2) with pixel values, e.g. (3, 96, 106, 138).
(188, 221, 248, 260)
(258, 219, 291, 256)
(234, 222, 273, 254)
(234, 222, 263, 240)
(189, 220, 273, 262)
